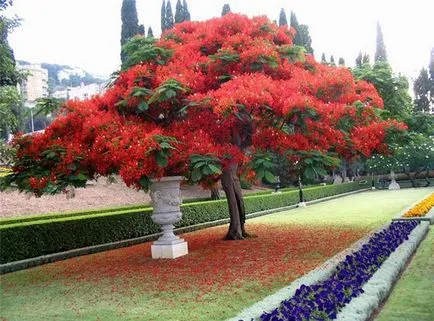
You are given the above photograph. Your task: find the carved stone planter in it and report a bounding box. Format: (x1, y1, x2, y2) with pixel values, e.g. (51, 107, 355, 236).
(150, 176, 188, 259)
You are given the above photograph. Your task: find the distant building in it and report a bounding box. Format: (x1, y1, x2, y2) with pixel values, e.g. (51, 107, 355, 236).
(52, 82, 106, 100)
(18, 64, 49, 103)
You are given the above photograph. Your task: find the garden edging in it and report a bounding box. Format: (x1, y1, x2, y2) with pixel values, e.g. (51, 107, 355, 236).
(392, 207, 434, 224)
(0, 188, 369, 275)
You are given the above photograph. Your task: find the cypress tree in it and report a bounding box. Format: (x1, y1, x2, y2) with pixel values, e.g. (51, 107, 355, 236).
(183, 0, 191, 21)
(338, 57, 345, 66)
(362, 53, 370, 65)
(429, 48, 434, 109)
(330, 55, 336, 67)
(279, 8, 288, 26)
(138, 24, 145, 35)
(375, 22, 387, 62)
(161, 0, 166, 33)
(355, 52, 363, 68)
(413, 68, 431, 113)
(165, 0, 174, 30)
(221, 4, 231, 16)
(290, 12, 313, 54)
(121, 0, 139, 63)
(321, 53, 327, 65)
(147, 26, 154, 38)
(175, 0, 184, 24)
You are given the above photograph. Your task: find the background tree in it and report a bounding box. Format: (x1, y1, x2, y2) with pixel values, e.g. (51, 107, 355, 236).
(120, 0, 139, 63)
(174, 0, 184, 24)
(165, 0, 174, 30)
(330, 55, 335, 66)
(353, 61, 412, 120)
(355, 52, 362, 68)
(338, 57, 345, 66)
(375, 22, 387, 62)
(3, 14, 403, 241)
(362, 53, 370, 65)
(160, 0, 166, 33)
(320, 53, 327, 65)
(278, 8, 287, 26)
(182, 0, 190, 21)
(221, 4, 231, 17)
(290, 11, 314, 54)
(413, 68, 431, 112)
(138, 24, 145, 35)
(147, 26, 154, 38)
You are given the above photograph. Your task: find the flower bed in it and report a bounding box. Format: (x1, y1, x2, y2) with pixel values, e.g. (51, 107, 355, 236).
(237, 221, 420, 321)
(402, 193, 434, 217)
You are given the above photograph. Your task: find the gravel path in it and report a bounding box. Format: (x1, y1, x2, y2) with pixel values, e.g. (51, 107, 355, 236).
(0, 178, 268, 218)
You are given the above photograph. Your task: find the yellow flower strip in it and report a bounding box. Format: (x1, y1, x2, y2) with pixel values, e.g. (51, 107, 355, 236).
(403, 193, 434, 217)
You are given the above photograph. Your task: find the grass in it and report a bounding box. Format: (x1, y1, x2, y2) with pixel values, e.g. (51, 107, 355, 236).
(0, 188, 432, 321)
(374, 228, 434, 321)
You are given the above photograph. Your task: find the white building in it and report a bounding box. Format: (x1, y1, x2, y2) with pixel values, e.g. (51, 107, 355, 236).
(18, 64, 49, 103)
(53, 82, 105, 100)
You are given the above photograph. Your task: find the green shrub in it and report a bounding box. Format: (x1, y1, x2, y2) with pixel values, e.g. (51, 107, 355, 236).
(0, 182, 368, 264)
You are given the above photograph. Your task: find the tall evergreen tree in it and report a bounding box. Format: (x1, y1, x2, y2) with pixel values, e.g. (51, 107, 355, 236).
(429, 48, 434, 110)
(183, 0, 191, 21)
(161, 0, 166, 33)
(278, 8, 288, 26)
(147, 26, 154, 38)
(120, 0, 139, 63)
(221, 4, 231, 16)
(413, 68, 431, 113)
(175, 0, 184, 24)
(355, 52, 362, 68)
(138, 24, 145, 35)
(362, 53, 370, 65)
(375, 22, 387, 62)
(321, 53, 327, 65)
(330, 55, 336, 66)
(338, 57, 345, 66)
(165, 0, 174, 30)
(290, 11, 313, 54)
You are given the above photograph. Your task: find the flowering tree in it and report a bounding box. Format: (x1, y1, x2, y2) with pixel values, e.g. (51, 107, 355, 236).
(2, 14, 404, 240)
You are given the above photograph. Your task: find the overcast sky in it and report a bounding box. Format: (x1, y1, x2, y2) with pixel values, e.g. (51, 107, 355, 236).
(6, 0, 434, 80)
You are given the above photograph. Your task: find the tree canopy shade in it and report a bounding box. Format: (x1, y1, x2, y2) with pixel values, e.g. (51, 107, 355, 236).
(120, 0, 139, 63)
(2, 14, 405, 240)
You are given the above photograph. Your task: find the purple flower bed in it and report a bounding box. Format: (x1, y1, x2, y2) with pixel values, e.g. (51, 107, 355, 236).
(243, 221, 419, 321)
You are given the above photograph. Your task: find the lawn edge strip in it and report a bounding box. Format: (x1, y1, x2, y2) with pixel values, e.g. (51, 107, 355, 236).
(227, 221, 428, 321)
(226, 223, 387, 321)
(335, 221, 429, 321)
(0, 188, 368, 275)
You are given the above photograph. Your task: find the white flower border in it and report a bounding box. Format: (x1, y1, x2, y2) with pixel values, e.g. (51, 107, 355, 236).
(227, 221, 430, 321)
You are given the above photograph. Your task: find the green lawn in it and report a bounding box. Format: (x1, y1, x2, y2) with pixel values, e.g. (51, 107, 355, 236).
(0, 188, 432, 321)
(375, 228, 434, 321)
(252, 188, 434, 229)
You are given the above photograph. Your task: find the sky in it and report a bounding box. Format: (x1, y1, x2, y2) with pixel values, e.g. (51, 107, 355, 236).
(6, 0, 434, 80)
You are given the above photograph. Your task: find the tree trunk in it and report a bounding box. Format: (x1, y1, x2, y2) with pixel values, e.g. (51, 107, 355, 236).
(403, 169, 417, 188)
(221, 163, 248, 240)
(210, 186, 220, 200)
(425, 167, 431, 187)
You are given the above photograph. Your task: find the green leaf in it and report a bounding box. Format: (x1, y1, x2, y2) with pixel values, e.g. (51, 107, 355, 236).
(264, 171, 275, 183)
(256, 168, 265, 180)
(138, 101, 149, 112)
(76, 173, 88, 181)
(155, 153, 168, 167)
(191, 167, 202, 182)
(208, 164, 222, 174)
(304, 167, 316, 180)
(165, 89, 177, 99)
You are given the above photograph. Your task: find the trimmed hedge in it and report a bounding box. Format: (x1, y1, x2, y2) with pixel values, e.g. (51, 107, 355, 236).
(0, 181, 369, 264)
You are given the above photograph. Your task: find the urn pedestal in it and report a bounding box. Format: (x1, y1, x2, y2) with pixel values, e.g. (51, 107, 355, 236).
(150, 176, 188, 259)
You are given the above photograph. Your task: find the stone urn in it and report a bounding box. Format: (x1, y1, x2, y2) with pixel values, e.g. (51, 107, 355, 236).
(150, 176, 188, 259)
(388, 170, 400, 190)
